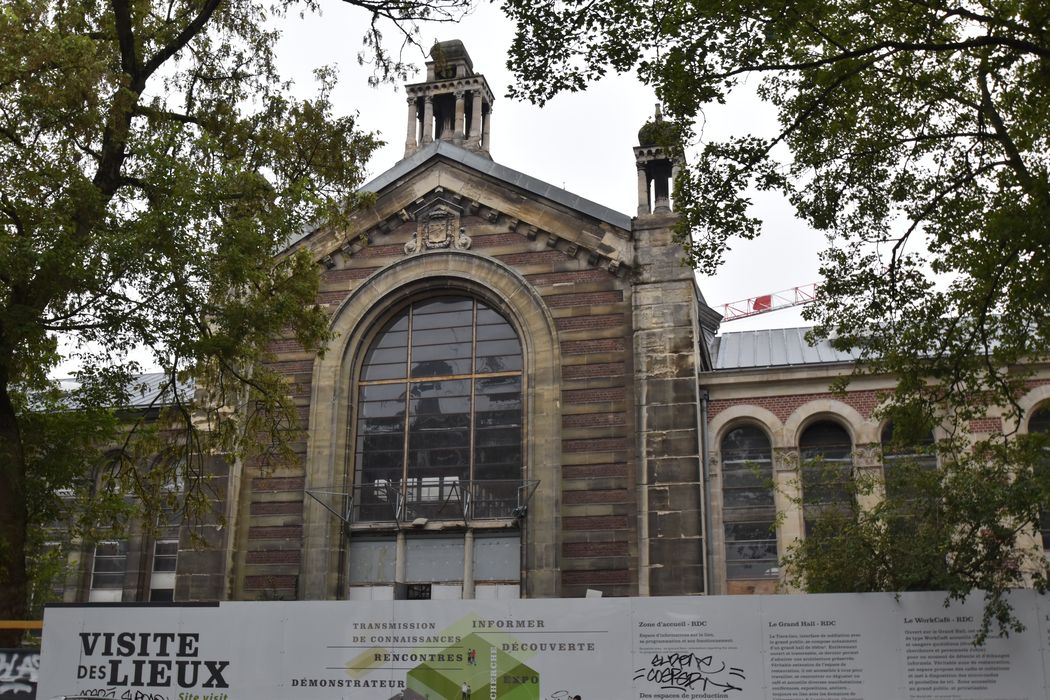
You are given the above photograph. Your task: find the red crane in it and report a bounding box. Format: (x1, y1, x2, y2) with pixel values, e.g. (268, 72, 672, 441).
(718, 283, 818, 322)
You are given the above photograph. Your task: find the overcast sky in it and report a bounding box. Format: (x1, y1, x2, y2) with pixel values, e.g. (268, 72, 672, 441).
(275, 2, 825, 332)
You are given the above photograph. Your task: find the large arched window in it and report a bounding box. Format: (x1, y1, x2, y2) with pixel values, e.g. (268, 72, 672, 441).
(353, 296, 523, 522)
(1029, 406, 1050, 554)
(881, 423, 937, 500)
(800, 420, 853, 533)
(720, 425, 777, 580)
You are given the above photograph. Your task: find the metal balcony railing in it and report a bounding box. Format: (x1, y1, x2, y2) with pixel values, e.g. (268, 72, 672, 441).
(307, 478, 538, 527)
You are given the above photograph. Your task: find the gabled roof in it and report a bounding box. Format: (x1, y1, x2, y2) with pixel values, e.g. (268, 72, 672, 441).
(285, 141, 634, 252)
(362, 141, 634, 231)
(711, 327, 860, 370)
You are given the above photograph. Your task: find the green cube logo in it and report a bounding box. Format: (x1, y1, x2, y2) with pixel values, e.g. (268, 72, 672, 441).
(406, 633, 538, 700)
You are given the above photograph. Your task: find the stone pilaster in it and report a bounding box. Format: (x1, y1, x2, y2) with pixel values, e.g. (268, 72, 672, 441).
(633, 213, 706, 595)
(773, 446, 802, 592)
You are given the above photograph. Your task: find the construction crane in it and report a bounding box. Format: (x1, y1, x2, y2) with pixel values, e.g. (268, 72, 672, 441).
(718, 283, 818, 322)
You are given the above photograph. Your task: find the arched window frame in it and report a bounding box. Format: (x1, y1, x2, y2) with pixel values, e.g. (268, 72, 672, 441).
(798, 419, 854, 534)
(1027, 404, 1050, 554)
(300, 253, 563, 600)
(719, 422, 778, 580)
(350, 294, 526, 524)
(880, 422, 938, 499)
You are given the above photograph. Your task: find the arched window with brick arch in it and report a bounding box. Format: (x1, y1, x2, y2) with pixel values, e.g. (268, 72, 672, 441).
(346, 294, 525, 600)
(799, 420, 853, 534)
(720, 424, 777, 582)
(1028, 405, 1050, 554)
(881, 423, 937, 500)
(353, 295, 524, 520)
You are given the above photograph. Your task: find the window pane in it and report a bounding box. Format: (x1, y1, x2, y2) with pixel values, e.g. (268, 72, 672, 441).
(362, 361, 407, 381)
(723, 487, 775, 509)
(414, 298, 473, 315)
(411, 327, 473, 346)
(92, 541, 127, 590)
(477, 355, 522, 373)
(475, 308, 507, 325)
(411, 309, 473, 330)
(361, 384, 406, 402)
(411, 358, 472, 378)
(476, 323, 517, 341)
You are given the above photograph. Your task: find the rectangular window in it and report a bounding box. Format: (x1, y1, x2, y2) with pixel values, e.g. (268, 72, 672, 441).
(89, 540, 127, 602)
(150, 540, 178, 601)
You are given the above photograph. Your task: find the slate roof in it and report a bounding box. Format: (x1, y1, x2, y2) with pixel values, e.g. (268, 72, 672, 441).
(286, 141, 633, 250)
(55, 371, 194, 409)
(712, 327, 860, 370)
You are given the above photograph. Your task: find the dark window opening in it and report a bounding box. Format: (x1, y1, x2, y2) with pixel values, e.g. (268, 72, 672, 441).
(1030, 406, 1050, 553)
(881, 423, 938, 500)
(800, 421, 853, 534)
(721, 425, 777, 580)
(405, 583, 432, 600)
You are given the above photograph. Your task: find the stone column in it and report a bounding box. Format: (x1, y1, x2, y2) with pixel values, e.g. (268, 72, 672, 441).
(462, 529, 475, 599)
(404, 96, 418, 156)
(481, 106, 492, 152)
(637, 165, 650, 215)
(468, 92, 483, 147)
(453, 90, 466, 142)
(421, 95, 434, 145)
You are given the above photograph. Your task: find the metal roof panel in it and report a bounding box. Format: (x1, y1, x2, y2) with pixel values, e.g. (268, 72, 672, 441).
(712, 327, 859, 370)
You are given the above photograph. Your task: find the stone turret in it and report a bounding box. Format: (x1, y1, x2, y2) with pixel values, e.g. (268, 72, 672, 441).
(634, 105, 681, 215)
(403, 41, 495, 158)
(631, 104, 708, 596)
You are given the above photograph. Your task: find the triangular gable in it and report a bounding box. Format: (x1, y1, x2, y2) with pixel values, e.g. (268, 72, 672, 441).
(287, 142, 634, 278)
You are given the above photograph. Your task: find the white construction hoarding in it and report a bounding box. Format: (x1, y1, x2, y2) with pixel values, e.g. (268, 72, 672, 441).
(37, 590, 1050, 700)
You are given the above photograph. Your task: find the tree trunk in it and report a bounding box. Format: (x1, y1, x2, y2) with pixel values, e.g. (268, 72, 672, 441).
(0, 372, 28, 647)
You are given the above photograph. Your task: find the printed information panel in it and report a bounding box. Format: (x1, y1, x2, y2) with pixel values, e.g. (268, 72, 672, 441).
(37, 591, 1050, 700)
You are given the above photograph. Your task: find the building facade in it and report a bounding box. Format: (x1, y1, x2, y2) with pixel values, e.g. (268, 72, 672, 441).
(55, 42, 1050, 606)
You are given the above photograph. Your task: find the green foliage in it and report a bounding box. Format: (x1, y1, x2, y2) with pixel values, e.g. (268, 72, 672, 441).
(0, 0, 466, 633)
(504, 0, 1050, 635)
(782, 433, 1050, 640)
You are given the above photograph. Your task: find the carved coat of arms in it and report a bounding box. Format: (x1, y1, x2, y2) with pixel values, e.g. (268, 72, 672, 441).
(404, 207, 471, 255)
